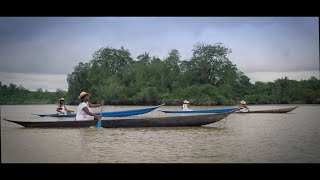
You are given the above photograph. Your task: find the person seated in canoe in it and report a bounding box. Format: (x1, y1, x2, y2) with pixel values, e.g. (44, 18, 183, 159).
(237, 100, 250, 112)
(75, 91, 103, 121)
(182, 100, 193, 111)
(56, 98, 74, 114)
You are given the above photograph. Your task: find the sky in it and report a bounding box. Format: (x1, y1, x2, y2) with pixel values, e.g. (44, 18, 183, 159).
(0, 17, 319, 91)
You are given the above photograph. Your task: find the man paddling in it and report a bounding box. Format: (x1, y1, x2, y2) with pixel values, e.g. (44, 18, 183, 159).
(182, 100, 192, 111)
(75, 91, 104, 121)
(237, 100, 250, 112)
(56, 98, 74, 114)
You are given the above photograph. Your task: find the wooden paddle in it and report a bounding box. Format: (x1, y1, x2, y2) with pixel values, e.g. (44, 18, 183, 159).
(97, 101, 104, 128)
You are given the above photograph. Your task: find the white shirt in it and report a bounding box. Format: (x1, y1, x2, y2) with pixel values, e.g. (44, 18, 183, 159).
(238, 105, 249, 112)
(182, 104, 192, 111)
(57, 105, 66, 114)
(76, 101, 94, 120)
(238, 107, 249, 112)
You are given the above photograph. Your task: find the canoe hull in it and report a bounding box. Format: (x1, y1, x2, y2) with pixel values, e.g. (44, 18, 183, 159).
(160, 107, 237, 114)
(32, 104, 164, 118)
(3, 111, 233, 128)
(236, 106, 299, 113)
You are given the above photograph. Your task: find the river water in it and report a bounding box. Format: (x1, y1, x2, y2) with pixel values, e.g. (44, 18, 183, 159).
(1, 104, 320, 163)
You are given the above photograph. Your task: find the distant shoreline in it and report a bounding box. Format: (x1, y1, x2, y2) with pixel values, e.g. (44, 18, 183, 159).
(1, 102, 318, 106)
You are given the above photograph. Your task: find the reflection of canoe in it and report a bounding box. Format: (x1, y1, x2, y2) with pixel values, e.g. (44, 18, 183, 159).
(4, 111, 234, 128)
(159, 107, 237, 114)
(32, 104, 165, 118)
(236, 106, 299, 113)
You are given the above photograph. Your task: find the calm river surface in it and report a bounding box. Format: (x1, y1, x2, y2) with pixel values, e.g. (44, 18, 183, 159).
(1, 104, 320, 163)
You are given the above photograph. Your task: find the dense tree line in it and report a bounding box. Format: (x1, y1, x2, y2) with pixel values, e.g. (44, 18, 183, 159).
(66, 43, 320, 105)
(1, 43, 319, 105)
(0, 82, 66, 104)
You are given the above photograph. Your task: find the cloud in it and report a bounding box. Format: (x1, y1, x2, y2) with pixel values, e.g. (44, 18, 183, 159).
(0, 72, 67, 91)
(0, 17, 318, 91)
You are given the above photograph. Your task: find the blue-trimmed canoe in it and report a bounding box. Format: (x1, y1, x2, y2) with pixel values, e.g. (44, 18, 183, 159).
(3, 111, 234, 128)
(159, 107, 237, 114)
(32, 104, 165, 118)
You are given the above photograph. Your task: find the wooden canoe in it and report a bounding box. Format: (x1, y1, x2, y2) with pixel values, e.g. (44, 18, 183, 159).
(159, 107, 237, 114)
(32, 104, 165, 118)
(3, 111, 234, 128)
(236, 106, 299, 113)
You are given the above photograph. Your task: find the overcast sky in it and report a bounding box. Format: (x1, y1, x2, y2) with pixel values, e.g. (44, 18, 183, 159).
(0, 17, 319, 91)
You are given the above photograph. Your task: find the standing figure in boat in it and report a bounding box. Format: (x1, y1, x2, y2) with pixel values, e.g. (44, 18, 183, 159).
(75, 91, 103, 121)
(237, 100, 250, 112)
(182, 100, 192, 111)
(56, 98, 74, 114)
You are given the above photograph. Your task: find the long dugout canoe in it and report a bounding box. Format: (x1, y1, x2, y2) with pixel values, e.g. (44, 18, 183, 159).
(3, 111, 234, 128)
(236, 106, 299, 113)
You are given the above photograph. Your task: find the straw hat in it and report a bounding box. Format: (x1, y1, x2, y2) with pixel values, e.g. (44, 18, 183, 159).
(78, 91, 90, 99)
(183, 100, 190, 104)
(240, 100, 246, 104)
(59, 98, 65, 101)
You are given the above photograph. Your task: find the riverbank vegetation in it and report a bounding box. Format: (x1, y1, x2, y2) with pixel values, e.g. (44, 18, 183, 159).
(1, 43, 319, 105)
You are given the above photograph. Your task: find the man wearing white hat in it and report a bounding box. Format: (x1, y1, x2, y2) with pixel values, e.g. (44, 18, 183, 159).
(238, 100, 250, 112)
(182, 100, 192, 111)
(75, 91, 104, 121)
(56, 98, 74, 114)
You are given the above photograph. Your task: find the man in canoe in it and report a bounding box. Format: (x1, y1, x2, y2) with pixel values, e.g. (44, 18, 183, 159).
(237, 100, 250, 112)
(182, 100, 192, 111)
(75, 91, 104, 121)
(56, 98, 74, 114)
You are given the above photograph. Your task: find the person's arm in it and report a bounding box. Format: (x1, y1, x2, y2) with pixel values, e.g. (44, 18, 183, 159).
(82, 107, 100, 119)
(64, 106, 74, 112)
(89, 103, 100, 108)
(89, 101, 104, 108)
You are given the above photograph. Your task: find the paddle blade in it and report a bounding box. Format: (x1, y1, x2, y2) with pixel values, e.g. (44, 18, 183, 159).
(97, 118, 102, 128)
(97, 101, 104, 128)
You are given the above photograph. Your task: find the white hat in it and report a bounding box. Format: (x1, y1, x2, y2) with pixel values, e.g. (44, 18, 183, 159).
(78, 91, 90, 99)
(240, 100, 246, 104)
(59, 98, 65, 101)
(183, 100, 190, 104)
